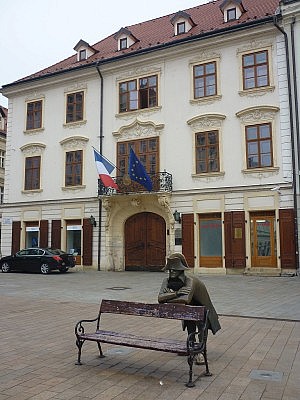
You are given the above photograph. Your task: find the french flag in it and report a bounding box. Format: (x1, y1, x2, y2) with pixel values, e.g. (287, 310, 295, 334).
(93, 149, 119, 190)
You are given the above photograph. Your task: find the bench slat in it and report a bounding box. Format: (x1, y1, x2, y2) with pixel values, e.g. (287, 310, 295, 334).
(100, 300, 205, 321)
(79, 330, 204, 354)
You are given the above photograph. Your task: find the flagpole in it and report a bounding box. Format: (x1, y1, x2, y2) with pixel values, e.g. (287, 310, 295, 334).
(96, 64, 104, 272)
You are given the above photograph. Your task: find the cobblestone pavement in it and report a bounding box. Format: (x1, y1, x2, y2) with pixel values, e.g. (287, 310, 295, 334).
(0, 270, 299, 399)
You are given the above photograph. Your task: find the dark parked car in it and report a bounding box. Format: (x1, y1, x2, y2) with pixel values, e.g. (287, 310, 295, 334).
(0, 248, 76, 274)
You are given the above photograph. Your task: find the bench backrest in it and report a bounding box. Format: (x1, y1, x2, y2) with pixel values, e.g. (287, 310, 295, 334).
(99, 299, 206, 321)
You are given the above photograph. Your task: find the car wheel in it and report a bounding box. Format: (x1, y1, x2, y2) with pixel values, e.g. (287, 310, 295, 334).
(1, 262, 11, 273)
(40, 263, 51, 274)
(59, 267, 69, 273)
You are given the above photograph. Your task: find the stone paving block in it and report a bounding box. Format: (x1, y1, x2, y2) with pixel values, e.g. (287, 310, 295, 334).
(1, 273, 300, 400)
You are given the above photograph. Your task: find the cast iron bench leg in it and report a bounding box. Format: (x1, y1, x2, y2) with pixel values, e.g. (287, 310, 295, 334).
(75, 338, 84, 365)
(186, 354, 195, 387)
(203, 348, 212, 376)
(97, 341, 105, 358)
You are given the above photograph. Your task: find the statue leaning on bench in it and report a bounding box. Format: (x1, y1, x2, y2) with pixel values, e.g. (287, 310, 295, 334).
(158, 252, 221, 365)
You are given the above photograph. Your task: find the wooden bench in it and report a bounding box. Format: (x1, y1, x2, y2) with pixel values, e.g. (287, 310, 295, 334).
(75, 299, 211, 387)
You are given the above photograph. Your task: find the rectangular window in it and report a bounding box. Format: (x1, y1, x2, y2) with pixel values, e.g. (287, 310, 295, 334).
(26, 100, 42, 130)
(194, 62, 217, 98)
(177, 22, 185, 34)
(246, 123, 273, 168)
(0, 150, 5, 168)
(119, 75, 157, 113)
(65, 150, 83, 186)
(242, 50, 269, 90)
(195, 131, 219, 173)
(117, 137, 159, 175)
(227, 8, 236, 20)
(25, 156, 41, 190)
(0, 186, 3, 204)
(79, 49, 86, 60)
(120, 38, 127, 50)
(200, 217, 222, 256)
(66, 91, 84, 123)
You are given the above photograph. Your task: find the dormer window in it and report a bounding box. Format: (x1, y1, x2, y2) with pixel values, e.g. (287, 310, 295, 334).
(114, 27, 138, 51)
(73, 39, 97, 62)
(227, 8, 237, 21)
(220, 0, 245, 23)
(171, 11, 196, 36)
(120, 38, 128, 50)
(177, 21, 186, 35)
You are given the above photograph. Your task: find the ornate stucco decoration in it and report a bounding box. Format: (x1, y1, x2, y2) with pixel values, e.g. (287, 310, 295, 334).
(59, 136, 89, 150)
(64, 82, 87, 93)
(113, 119, 164, 140)
(20, 142, 46, 156)
(187, 113, 226, 132)
(189, 51, 221, 64)
(237, 40, 273, 54)
(131, 198, 142, 207)
(25, 93, 45, 102)
(117, 66, 162, 81)
(158, 194, 174, 228)
(236, 106, 279, 124)
(102, 198, 112, 230)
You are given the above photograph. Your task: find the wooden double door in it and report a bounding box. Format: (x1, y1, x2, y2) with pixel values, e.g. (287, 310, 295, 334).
(125, 212, 166, 271)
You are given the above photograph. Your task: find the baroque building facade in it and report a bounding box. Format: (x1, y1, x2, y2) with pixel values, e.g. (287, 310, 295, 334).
(1, 0, 299, 275)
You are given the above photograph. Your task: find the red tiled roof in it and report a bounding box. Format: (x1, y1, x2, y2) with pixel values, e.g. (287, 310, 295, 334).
(9, 0, 280, 85)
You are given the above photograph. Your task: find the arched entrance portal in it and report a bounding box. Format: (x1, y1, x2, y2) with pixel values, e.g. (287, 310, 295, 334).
(125, 212, 166, 271)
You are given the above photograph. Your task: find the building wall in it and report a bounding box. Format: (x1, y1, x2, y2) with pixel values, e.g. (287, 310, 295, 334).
(1, 6, 298, 274)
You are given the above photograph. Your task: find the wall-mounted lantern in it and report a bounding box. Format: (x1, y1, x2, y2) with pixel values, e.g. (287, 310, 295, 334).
(173, 210, 181, 223)
(89, 215, 97, 227)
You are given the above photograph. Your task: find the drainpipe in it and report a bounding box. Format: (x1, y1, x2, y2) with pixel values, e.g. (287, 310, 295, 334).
(273, 16, 299, 272)
(291, 17, 300, 173)
(291, 16, 300, 274)
(96, 63, 104, 271)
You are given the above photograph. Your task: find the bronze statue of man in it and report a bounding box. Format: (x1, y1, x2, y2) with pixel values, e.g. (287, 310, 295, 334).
(158, 252, 221, 363)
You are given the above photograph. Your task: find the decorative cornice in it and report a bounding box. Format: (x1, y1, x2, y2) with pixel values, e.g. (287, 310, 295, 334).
(187, 113, 226, 131)
(60, 136, 89, 150)
(20, 142, 46, 156)
(113, 118, 164, 139)
(236, 105, 279, 123)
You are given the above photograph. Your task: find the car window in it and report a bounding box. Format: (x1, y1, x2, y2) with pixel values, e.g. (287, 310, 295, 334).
(28, 249, 38, 255)
(37, 249, 45, 256)
(18, 249, 30, 256)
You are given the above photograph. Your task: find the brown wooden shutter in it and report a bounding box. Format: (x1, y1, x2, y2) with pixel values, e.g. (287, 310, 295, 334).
(224, 212, 233, 268)
(181, 214, 195, 268)
(11, 221, 21, 254)
(39, 220, 48, 248)
(83, 218, 93, 266)
(224, 211, 246, 268)
(51, 220, 61, 249)
(279, 209, 296, 269)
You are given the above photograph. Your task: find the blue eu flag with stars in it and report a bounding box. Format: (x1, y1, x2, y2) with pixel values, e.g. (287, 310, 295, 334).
(128, 148, 153, 191)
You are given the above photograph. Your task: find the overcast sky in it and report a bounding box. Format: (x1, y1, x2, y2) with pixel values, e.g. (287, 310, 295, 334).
(0, 0, 210, 107)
